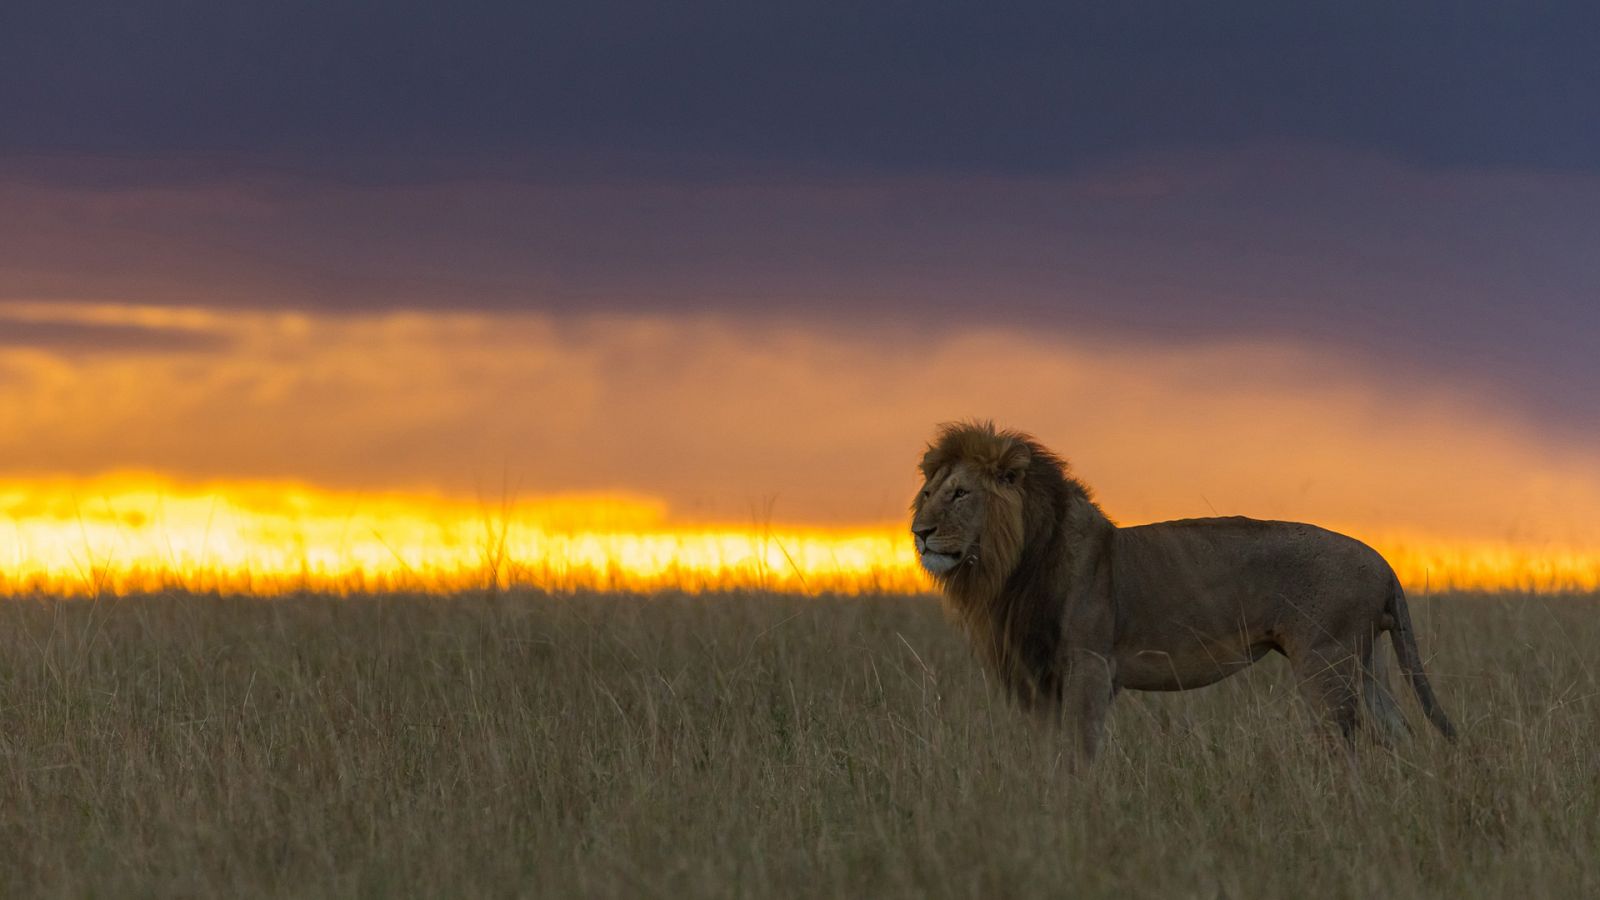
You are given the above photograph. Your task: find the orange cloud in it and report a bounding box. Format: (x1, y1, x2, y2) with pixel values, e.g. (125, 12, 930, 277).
(1, 301, 1596, 592)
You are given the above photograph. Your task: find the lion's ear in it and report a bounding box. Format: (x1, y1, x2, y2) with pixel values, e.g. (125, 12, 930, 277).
(997, 442, 1030, 486)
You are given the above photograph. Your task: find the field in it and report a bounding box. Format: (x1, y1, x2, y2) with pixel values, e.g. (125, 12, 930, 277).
(1, 590, 1595, 898)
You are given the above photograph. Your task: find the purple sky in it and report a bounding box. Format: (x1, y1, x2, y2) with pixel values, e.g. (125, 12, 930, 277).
(6, 2, 1598, 173)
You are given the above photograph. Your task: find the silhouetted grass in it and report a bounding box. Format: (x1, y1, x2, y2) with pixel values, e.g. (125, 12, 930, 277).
(0, 590, 1594, 897)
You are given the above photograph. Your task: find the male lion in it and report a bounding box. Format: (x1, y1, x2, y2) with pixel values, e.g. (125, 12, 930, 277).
(911, 421, 1456, 760)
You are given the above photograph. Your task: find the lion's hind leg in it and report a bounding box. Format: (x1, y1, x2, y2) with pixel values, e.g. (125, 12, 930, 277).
(1290, 643, 1364, 745)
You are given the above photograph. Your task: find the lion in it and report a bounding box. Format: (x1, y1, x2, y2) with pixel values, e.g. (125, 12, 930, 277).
(910, 421, 1456, 760)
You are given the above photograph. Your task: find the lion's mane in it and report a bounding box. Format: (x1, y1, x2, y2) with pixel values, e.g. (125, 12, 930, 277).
(915, 421, 1112, 707)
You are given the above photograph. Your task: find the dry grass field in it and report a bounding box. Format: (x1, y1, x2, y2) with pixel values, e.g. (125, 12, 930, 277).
(0, 590, 1595, 898)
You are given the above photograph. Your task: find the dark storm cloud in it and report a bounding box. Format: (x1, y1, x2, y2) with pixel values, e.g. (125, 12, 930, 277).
(0, 320, 227, 355)
(3, 1, 1598, 178)
(3, 147, 1597, 435)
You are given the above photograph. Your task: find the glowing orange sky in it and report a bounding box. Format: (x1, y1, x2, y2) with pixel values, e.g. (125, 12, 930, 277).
(1, 300, 1598, 593)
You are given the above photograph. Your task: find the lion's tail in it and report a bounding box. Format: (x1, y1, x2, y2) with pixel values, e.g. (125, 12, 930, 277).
(1386, 578, 1457, 740)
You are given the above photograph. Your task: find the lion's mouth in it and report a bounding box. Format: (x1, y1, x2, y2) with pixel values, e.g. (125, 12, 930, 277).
(919, 550, 962, 576)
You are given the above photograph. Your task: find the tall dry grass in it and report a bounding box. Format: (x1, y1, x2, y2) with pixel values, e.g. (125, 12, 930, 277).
(0, 590, 1594, 898)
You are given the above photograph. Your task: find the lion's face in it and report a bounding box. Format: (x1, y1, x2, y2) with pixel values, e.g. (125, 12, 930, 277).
(911, 460, 1021, 578)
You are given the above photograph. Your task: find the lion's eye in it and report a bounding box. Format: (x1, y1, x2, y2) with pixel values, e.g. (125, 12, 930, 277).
(951, 488, 967, 500)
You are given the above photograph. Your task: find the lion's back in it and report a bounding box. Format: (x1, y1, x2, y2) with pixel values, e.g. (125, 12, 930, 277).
(1126, 516, 1390, 574)
(1113, 516, 1396, 630)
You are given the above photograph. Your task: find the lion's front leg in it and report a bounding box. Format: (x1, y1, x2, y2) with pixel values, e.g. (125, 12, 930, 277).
(1062, 648, 1115, 761)
(1058, 574, 1117, 763)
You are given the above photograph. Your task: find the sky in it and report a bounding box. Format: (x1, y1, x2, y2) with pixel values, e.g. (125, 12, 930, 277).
(2, 1, 1598, 590)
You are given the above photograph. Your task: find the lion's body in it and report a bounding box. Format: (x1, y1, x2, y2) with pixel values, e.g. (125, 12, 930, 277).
(1111, 517, 1387, 692)
(910, 422, 1455, 759)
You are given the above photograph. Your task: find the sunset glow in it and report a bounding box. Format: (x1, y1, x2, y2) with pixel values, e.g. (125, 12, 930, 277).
(0, 476, 924, 596)
(4, 302, 1599, 596)
(2, 476, 1595, 596)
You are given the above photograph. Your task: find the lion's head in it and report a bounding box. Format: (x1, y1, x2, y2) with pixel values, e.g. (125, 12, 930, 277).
(910, 421, 1034, 586)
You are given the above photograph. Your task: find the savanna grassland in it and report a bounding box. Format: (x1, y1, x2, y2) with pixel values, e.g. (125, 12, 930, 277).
(0, 590, 1595, 898)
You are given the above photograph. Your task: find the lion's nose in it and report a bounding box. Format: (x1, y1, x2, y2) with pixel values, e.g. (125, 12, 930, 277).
(912, 526, 936, 541)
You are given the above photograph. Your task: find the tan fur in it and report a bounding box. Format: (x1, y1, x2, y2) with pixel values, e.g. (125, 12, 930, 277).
(911, 421, 1456, 759)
